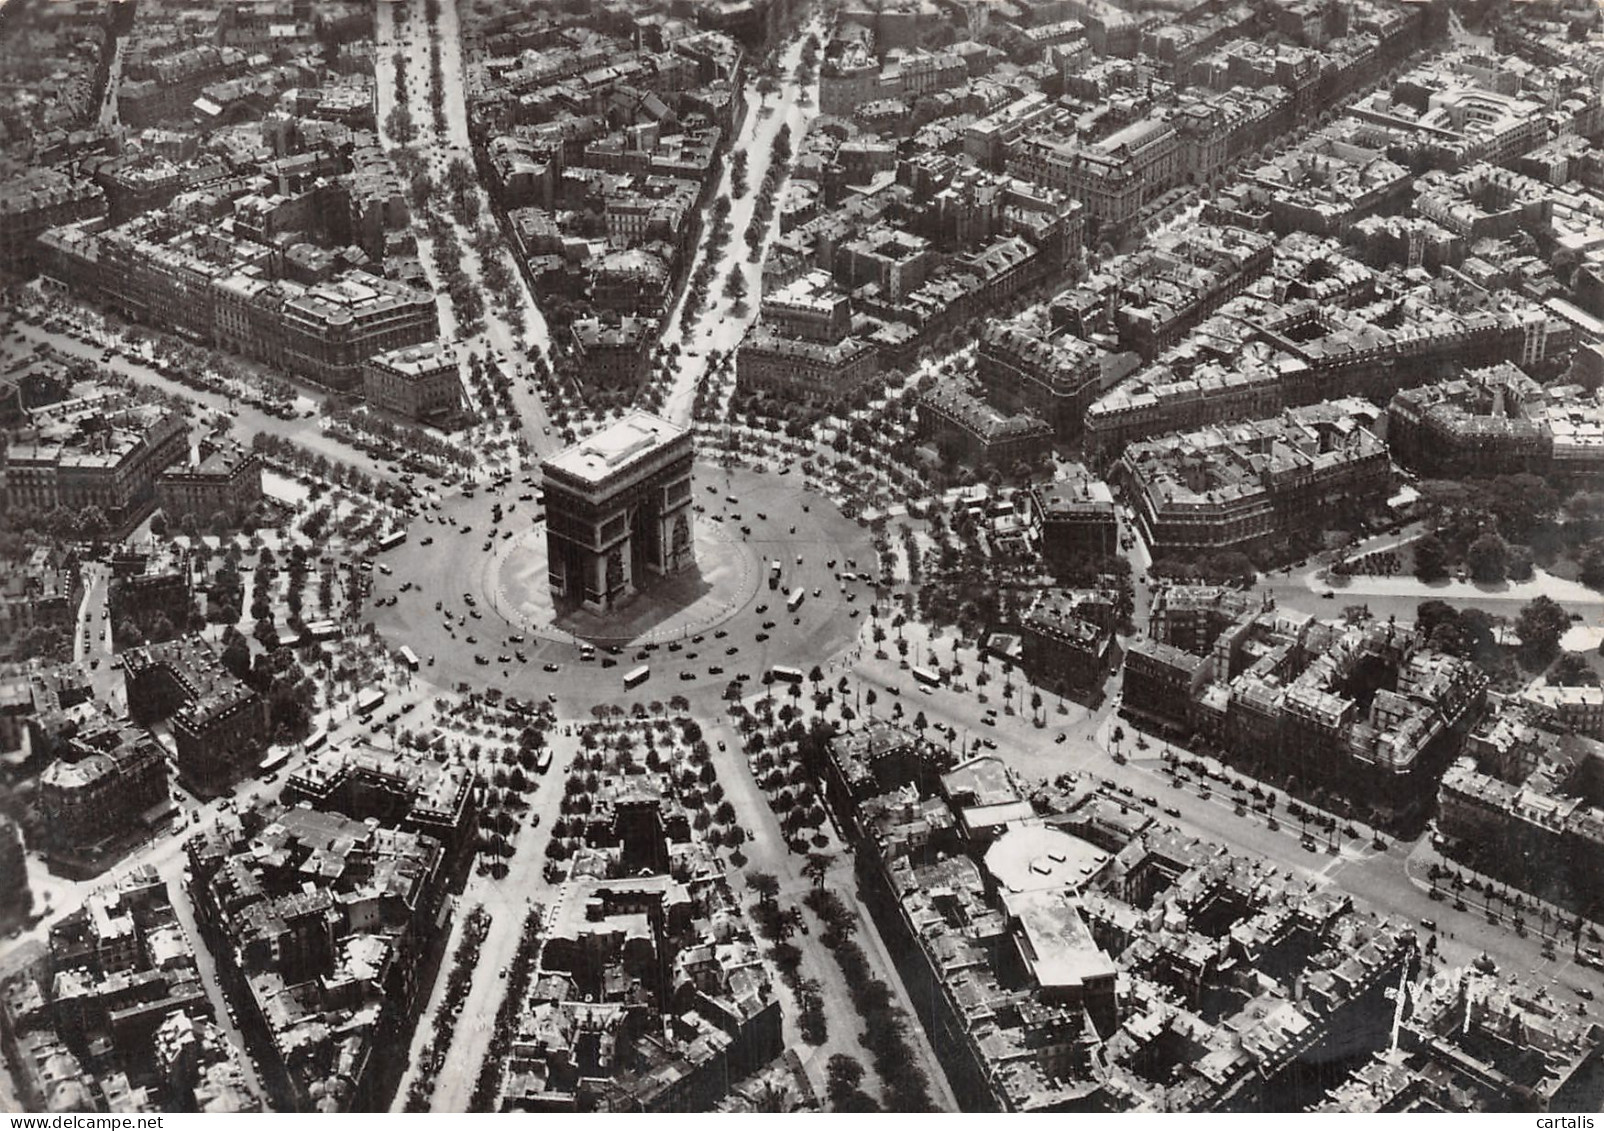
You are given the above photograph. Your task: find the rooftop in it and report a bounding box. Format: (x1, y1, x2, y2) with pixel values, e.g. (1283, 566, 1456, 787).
(1003, 887, 1118, 989)
(369, 340, 458, 377)
(542, 412, 688, 486)
(984, 823, 1109, 894)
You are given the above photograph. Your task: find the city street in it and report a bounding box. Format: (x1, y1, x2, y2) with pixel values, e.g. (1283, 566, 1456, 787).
(659, 18, 824, 426)
(1261, 561, 1604, 629)
(70, 563, 118, 706)
(703, 715, 958, 1109)
(4, 315, 408, 487)
(415, 723, 578, 1112)
(840, 619, 1604, 1015)
(374, 0, 560, 464)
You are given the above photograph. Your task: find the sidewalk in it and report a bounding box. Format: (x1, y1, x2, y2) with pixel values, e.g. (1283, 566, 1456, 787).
(1314, 565, 1601, 605)
(1407, 837, 1595, 938)
(1102, 711, 1384, 859)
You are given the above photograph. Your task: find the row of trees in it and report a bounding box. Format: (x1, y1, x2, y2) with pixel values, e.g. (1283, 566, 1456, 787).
(1150, 549, 1258, 589)
(679, 193, 735, 327)
(404, 905, 493, 1110)
(249, 431, 414, 510)
(802, 886, 936, 1110)
(747, 871, 827, 1046)
(795, 32, 820, 86)
(145, 332, 298, 408)
(463, 350, 516, 422)
(1416, 594, 1571, 675)
(327, 403, 478, 468)
(1411, 475, 1604, 590)
(469, 907, 543, 1110)
(148, 507, 259, 542)
(3, 502, 114, 548)
(425, 206, 486, 336)
(387, 48, 415, 143)
(742, 123, 793, 257)
(425, 0, 447, 134)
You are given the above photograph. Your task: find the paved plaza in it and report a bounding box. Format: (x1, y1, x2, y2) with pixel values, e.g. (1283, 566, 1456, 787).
(490, 515, 757, 645)
(367, 461, 877, 715)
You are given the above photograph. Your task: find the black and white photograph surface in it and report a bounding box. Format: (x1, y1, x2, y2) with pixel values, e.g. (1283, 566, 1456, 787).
(1, 0, 1603, 1115)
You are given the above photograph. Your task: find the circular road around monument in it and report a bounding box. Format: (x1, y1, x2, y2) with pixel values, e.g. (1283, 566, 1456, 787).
(366, 462, 877, 717)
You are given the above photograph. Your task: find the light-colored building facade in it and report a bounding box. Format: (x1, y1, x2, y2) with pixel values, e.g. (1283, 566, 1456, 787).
(362, 341, 462, 422)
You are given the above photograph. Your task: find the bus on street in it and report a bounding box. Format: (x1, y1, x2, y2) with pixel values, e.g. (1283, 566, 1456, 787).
(356, 687, 385, 717)
(770, 665, 804, 684)
(377, 530, 407, 551)
(769, 561, 782, 590)
(536, 750, 553, 774)
(786, 589, 804, 613)
(258, 747, 293, 772)
(912, 666, 942, 689)
(624, 665, 650, 689)
(398, 645, 420, 671)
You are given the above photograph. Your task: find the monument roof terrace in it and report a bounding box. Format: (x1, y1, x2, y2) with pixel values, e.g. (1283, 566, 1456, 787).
(542, 411, 689, 488)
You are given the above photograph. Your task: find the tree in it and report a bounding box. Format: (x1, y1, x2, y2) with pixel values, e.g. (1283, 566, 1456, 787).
(826, 1054, 878, 1112)
(1506, 544, 1535, 582)
(386, 103, 417, 143)
(140, 612, 176, 645)
(1467, 532, 1509, 584)
(217, 628, 252, 679)
(77, 505, 108, 544)
(1416, 600, 1457, 639)
(1580, 537, 1604, 591)
(409, 170, 433, 210)
(1483, 474, 1558, 544)
(803, 852, 832, 889)
(1413, 533, 1448, 582)
(1551, 654, 1600, 686)
(149, 512, 169, 538)
(827, 1054, 864, 1094)
(1516, 595, 1570, 671)
(112, 617, 145, 650)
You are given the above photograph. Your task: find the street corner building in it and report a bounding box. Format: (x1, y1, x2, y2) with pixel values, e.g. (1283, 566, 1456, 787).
(541, 412, 695, 613)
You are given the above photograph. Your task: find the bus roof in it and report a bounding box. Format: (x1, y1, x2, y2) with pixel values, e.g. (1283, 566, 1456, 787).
(258, 747, 293, 770)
